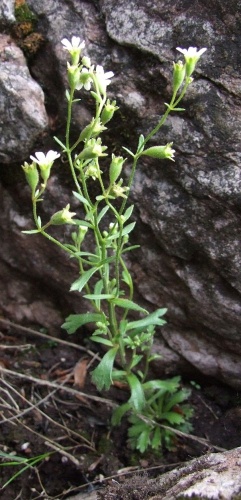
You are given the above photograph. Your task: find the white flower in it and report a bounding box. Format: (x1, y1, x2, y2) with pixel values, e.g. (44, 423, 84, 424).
(176, 47, 207, 77)
(61, 37, 85, 65)
(61, 37, 85, 52)
(176, 47, 207, 59)
(30, 150, 60, 168)
(77, 67, 93, 91)
(95, 65, 114, 95)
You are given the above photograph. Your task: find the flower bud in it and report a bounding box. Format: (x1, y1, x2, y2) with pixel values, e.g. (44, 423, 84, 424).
(78, 139, 107, 160)
(22, 162, 39, 194)
(79, 118, 106, 142)
(173, 61, 186, 93)
(76, 225, 88, 245)
(78, 68, 93, 91)
(84, 162, 100, 180)
(109, 154, 125, 184)
(50, 204, 76, 225)
(141, 143, 175, 161)
(39, 164, 52, 184)
(110, 179, 129, 199)
(82, 56, 91, 68)
(101, 99, 119, 124)
(67, 63, 81, 90)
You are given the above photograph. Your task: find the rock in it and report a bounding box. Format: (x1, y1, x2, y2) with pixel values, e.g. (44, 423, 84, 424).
(0, 34, 48, 163)
(97, 447, 241, 499)
(0, 0, 15, 26)
(0, 0, 241, 387)
(65, 492, 97, 500)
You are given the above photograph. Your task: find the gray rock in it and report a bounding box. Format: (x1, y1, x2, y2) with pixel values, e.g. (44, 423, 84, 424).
(0, 0, 241, 388)
(96, 447, 241, 499)
(0, 0, 15, 26)
(0, 35, 48, 163)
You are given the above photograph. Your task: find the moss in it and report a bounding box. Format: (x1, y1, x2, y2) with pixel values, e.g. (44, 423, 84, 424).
(12, 0, 45, 57)
(15, 0, 37, 24)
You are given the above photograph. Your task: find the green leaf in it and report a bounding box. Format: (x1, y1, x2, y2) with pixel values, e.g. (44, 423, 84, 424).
(161, 411, 185, 425)
(164, 388, 191, 412)
(91, 346, 118, 391)
(84, 293, 114, 300)
(112, 298, 147, 313)
(148, 354, 162, 362)
(107, 222, 136, 241)
(128, 420, 146, 437)
(122, 204, 134, 221)
(137, 134, 145, 154)
(72, 219, 92, 228)
(74, 251, 99, 259)
(151, 426, 162, 450)
(22, 229, 40, 234)
(62, 312, 104, 334)
(112, 369, 127, 380)
(126, 308, 167, 332)
(121, 222, 136, 236)
(111, 402, 131, 426)
(97, 205, 109, 224)
(94, 279, 103, 294)
(137, 429, 151, 453)
(72, 191, 92, 208)
(90, 336, 113, 347)
(122, 146, 134, 157)
(119, 319, 128, 337)
(122, 268, 132, 287)
(129, 354, 143, 369)
(143, 376, 180, 393)
(54, 136, 66, 149)
(165, 103, 185, 112)
(127, 373, 145, 412)
(70, 266, 99, 292)
(90, 91, 102, 103)
(65, 89, 70, 101)
(64, 244, 78, 252)
(93, 279, 104, 308)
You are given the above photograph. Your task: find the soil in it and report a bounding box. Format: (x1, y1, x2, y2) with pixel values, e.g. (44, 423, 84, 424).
(0, 318, 241, 500)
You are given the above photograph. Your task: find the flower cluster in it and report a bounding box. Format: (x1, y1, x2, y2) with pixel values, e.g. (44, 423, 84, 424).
(61, 36, 114, 95)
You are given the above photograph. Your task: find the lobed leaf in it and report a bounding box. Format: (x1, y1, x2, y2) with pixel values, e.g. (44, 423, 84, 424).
(62, 312, 104, 334)
(91, 346, 118, 391)
(127, 373, 146, 412)
(111, 402, 131, 426)
(126, 308, 167, 332)
(112, 298, 148, 313)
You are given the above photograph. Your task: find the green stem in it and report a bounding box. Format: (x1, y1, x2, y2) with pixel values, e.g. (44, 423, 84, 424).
(119, 155, 138, 216)
(66, 88, 83, 194)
